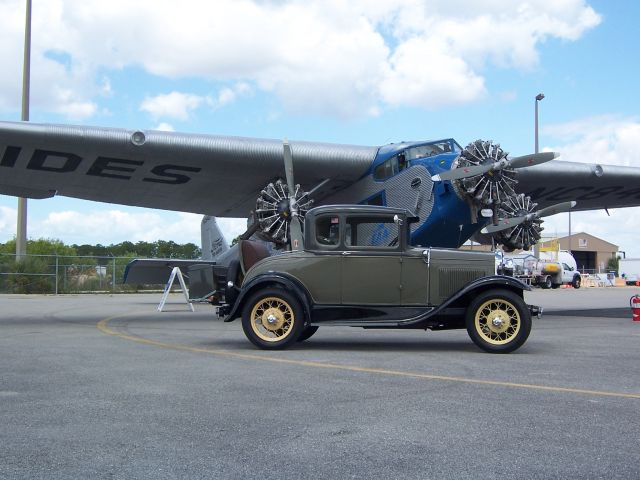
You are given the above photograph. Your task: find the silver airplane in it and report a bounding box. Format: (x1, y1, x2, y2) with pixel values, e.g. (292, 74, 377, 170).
(2, 120, 640, 257)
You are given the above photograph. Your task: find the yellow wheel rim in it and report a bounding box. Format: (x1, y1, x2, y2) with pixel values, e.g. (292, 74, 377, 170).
(474, 298, 521, 345)
(250, 297, 295, 342)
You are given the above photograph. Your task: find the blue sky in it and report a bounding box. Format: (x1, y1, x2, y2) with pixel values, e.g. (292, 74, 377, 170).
(1, 0, 639, 261)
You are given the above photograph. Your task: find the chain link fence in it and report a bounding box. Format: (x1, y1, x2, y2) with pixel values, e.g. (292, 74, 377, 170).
(0, 253, 162, 294)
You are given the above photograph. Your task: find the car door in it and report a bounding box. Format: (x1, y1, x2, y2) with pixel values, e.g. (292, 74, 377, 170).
(340, 215, 402, 306)
(400, 249, 430, 305)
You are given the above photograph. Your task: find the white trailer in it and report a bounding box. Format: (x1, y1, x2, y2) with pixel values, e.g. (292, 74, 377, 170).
(619, 258, 640, 285)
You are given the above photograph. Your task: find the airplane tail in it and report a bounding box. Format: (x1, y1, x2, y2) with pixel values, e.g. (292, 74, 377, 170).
(201, 216, 230, 261)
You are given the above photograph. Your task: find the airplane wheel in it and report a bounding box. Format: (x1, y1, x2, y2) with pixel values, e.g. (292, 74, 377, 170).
(297, 326, 319, 342)
(465, 289, 531, 353)
(572, 275, 582, 289)
(241, 288, 305, 349)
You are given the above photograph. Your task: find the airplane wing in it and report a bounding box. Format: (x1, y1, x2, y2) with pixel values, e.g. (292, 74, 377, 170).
(515, 161, 640, 211)
(123, 258, 216, 284)
(0, 121, 377, 217)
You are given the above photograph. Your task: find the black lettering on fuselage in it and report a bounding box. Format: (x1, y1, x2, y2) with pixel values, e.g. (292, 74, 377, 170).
(614, 187, 640, 200)
(87, 157, 144, 180)
(3, 148, 200, 184)
(1, 146, 21, 167)
(524, 186, 560, 200)
(541, 186, 591, 202)
(143, 165, 201, 185)
(576, 186, 620, 201)
(527, 184, 640, 203)
(27, 149, 82, 173)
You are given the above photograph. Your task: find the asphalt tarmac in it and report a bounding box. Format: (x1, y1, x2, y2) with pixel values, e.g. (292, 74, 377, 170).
(1, 287, 639, 479)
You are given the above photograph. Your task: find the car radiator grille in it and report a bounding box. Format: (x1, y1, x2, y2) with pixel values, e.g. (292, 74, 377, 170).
(438, 268, 487, 299)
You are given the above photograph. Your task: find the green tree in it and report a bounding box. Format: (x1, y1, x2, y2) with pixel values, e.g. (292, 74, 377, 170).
(0, 237, 76, 256)
(607, 255, 620, 274)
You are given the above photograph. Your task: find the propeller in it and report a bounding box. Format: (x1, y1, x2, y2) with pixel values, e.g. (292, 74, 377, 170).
(481, 201, 576, 234)
(252, 140, 312, 249)
(283, 140, 304, 251)
(432, 151, 558, 182)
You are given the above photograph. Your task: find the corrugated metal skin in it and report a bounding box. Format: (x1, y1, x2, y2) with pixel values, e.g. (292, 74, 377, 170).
(516, 161, 640, 211)
(0, 121, 378, 216)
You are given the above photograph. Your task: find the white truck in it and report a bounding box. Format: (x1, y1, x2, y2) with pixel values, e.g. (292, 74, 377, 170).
(619, 258, 640, 285)
(532, 251, 581, 289)
(497, 250, 581, 289)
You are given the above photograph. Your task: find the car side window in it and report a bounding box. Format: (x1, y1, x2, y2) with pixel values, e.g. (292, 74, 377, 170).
(316, 216, 340, 246)
(345, 216, 398, 248)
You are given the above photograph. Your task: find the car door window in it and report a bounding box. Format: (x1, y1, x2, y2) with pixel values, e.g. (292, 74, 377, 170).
(345, 216, 398, 248)
(315, 216, 340, 246)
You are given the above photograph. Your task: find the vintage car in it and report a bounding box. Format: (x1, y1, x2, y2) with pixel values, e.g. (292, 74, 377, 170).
(217, 205, 541, 353)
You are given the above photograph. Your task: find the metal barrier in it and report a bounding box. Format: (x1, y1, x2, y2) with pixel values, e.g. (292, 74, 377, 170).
(0, 253, 157, 294)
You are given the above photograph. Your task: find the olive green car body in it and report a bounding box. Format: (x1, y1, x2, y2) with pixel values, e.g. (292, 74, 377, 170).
(220, 205, 540, 352)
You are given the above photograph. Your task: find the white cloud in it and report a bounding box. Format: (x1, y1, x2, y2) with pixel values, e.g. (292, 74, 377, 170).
(155, 122, 175, 132)
(140, 92, 209, 121)
(24, 208, 245, 247)
(214, 82, 252, 108)
(0, 0, 601, 119)
(139, 83, 252, 121)
(543, 115, 640, 167)
(379, 36, 486, 109)
(36, 210, 199, 245)
(540, 115, 640, 258)
(0, 205, 17, 240)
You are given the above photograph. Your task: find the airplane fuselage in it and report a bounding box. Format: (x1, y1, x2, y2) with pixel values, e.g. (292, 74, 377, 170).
(322, 138, 479, 248)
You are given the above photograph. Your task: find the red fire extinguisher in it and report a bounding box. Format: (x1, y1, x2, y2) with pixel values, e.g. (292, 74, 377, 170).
(631, 295, 640, 322)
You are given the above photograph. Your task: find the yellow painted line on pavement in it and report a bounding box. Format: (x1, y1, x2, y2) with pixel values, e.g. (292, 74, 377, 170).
(97, 313, 640, 400)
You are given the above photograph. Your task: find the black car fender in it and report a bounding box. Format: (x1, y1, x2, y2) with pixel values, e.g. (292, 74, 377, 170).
(435, 275, 531, 312)
(223, 272, 313, 323)
(394, 275, 534, 330)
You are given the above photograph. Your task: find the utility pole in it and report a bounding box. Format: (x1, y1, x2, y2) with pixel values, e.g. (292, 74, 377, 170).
(534, 93, 544, 154)
(533, 93, 544, 258)
(16, 0, 32, 258)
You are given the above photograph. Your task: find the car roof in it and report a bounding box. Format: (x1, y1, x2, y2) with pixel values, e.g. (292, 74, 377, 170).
(306, 204, 411, 218)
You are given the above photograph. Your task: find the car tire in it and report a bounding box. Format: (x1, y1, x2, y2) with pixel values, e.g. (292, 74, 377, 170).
(541, 276, 552, 289)
(241, 288, 306, 349)
(465, 289, 532, 354)
(297, 326, 319, 342)
(572, 275, 581, 289)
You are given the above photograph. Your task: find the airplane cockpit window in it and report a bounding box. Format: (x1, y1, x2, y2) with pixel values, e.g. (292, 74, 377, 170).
(316, 216, 340, 246)
(405, 140, 459, 160)
(373, 153, 409, 181)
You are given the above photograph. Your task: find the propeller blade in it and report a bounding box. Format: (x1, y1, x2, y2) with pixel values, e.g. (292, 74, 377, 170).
(283, 139, 303, 250)
(481, 216, 527, 234)
(283, 139, 295, 194)
(537, 200, 576, 218)
(480, 200, 576, 234)
(432, 151, 559, 182)
(431, 163, 495, 182)
(508, 151, 559, 169)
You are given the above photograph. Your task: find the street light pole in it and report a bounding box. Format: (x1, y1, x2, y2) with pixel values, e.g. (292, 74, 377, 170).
(533, 93, 544, 259)
(534, 93, 544, 154)
(16, 0, 32, 258)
